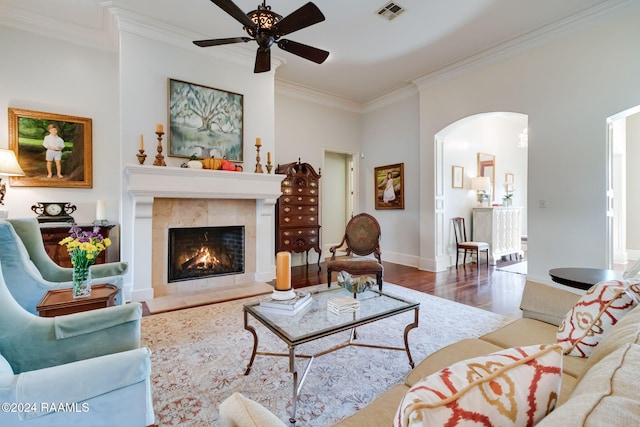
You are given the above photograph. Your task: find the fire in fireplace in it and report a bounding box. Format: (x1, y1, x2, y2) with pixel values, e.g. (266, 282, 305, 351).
(168, 226, 245, 283)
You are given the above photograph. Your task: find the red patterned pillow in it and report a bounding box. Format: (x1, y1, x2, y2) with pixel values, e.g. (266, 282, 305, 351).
(393, 345, 563, 427)
(557, 280, 640, 357)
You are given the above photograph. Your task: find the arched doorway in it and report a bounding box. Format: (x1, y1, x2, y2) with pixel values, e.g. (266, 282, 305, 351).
(434, 112, 528, 268)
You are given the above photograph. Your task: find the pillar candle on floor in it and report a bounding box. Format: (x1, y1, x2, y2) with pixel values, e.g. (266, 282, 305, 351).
(276, 252, 291, 291)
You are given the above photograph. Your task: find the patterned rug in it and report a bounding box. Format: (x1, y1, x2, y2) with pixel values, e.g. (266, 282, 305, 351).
(141, 283, 514, 426)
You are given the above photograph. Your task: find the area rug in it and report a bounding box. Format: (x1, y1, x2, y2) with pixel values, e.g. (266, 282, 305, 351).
(497, 261, 528, 275)
(141, 282, 514, 426)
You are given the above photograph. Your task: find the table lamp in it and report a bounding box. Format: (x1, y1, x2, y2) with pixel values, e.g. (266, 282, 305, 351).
(471, 176, 491, 206)
(0, 149, 26, 207)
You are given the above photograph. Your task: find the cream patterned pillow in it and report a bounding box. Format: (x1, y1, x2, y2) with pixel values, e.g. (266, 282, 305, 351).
(557, 280, 640, 357)
(393, 344, 563, 427)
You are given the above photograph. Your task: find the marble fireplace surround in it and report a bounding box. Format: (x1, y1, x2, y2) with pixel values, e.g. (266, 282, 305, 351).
(124, 165, 283, 306)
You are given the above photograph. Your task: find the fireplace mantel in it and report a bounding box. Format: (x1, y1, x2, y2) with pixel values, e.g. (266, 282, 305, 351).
(124, 165, 284, 199)
(123, 165, 284, 302)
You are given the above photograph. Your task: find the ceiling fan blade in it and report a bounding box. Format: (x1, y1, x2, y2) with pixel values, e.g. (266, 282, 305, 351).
(210, 0, 256, 29)
(193, 37, 252, 47)
(254, 48, 271, 73)
(274, 2, 325, 36)
(277, 39, 329, 64)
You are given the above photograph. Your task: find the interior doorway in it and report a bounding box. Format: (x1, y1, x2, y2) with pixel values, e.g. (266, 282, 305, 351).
(322, 151, 355, 259)
(607, 105, 640, 268)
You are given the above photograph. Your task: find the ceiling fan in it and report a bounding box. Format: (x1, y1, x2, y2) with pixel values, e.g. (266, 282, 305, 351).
(194, 0, 330, 73)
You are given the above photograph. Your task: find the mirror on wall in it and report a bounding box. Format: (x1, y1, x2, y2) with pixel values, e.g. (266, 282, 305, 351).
(477, 153, 495, 200)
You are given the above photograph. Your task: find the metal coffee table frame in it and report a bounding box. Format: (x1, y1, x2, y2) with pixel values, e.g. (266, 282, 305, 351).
(243, 287, 419, 426)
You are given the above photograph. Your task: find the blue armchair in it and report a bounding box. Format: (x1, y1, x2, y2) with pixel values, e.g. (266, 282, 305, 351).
(0, 219, 127, 314)
(0, 260, 154, 426)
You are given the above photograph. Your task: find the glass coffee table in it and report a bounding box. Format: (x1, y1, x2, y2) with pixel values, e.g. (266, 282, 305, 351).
(243, 287, 420, 425)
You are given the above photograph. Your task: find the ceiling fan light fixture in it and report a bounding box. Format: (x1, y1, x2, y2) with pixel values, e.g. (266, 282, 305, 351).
(246, 4, 282, 36)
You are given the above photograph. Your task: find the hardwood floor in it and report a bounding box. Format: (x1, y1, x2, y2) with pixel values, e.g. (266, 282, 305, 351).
(290, 260, 527, 319)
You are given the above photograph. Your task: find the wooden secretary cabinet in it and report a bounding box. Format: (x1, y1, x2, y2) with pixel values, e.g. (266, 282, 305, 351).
(275, 160, 322, 268)
(39, 223, 115, 267)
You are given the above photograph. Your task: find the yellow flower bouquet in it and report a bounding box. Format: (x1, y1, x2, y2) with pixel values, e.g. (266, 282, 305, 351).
(59, 225, 111, 297)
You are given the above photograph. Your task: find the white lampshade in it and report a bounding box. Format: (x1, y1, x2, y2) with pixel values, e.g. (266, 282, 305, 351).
(471, 176, 491, 191)
(0, 149, 25, 176)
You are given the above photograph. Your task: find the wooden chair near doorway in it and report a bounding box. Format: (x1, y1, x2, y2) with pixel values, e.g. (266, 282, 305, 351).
(452, 217, 489, 271)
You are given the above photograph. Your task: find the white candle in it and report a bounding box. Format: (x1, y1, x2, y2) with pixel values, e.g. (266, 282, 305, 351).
(156, 123, 164, 133)
(96, 200, 106, 221)
(275, 252, 291, 291)
(255, 137, 262, 147)
(139, 134, 144, 151)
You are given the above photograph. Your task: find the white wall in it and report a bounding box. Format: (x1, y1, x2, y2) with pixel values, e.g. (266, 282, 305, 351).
(0, 27, 120, 224)
(417, 9, 640, 281)
(361, 93, 421, 267)
(627, 112, 640, 253)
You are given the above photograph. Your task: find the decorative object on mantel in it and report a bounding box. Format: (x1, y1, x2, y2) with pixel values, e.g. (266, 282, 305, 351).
(0, 148, 25, 209)
(272, 251, 295, 300)
(153, 124, 166, 166)
(59, 225, 112, 298)
(254, 137, 264, 173)
(31, 202, 76, 223)
(266, 151, 272, 174)
(136, 134, 147, 164)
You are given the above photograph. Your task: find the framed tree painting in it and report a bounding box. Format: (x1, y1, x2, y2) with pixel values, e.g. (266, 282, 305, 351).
(8, 108, 92, 188)
(375, 163, 404, 210)
(168, 78, 243, 161)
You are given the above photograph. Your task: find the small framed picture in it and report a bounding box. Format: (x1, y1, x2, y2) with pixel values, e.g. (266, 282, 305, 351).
(8, 108, 92, 188)
(505, 173, 515, 191)
(374, 163, 404, 210)
(452, 165, 464, 189)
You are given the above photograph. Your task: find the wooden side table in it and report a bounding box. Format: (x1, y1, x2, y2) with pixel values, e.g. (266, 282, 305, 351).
(36, 284, 118, 317)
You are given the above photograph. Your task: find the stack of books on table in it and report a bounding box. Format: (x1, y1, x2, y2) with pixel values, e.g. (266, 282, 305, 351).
(259, 291, 312, 315)
(327, 296, 360, 315)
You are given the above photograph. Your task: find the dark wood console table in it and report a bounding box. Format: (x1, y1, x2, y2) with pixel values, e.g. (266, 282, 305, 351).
(39, 223, 115, 267)
(549, 267, 622, 290)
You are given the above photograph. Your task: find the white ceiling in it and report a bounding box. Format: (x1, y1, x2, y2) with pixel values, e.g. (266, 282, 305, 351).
(0, 0, 632, 104)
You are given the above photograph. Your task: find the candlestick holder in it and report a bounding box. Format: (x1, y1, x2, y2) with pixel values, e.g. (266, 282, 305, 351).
(254, 144, 264, 173)
(266, 160, 273, 174)
(136, 149, 147, 165)
(153, 132, 166, 166)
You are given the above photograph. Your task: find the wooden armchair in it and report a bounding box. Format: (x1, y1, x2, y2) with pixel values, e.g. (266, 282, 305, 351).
(326, 213, 383, 291)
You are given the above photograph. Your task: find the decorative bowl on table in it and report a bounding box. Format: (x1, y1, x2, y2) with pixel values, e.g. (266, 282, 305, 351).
(337, 271, 375, 298)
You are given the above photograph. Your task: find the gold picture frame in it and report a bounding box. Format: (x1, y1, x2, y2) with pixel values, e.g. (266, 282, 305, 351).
(452, 165, 464, 189)
(375, 163, 404, 210)
(8, 108, 92, 188)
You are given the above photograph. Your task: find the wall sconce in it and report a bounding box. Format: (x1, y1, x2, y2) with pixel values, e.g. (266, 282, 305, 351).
(0, 149, 26, 206)
(471, 176, 491, 206)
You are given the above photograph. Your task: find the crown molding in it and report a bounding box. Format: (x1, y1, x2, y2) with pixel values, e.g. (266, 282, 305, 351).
(275, 80, 363, 113)
(0, 1, 116, 51)
(411, 0, 639, 91)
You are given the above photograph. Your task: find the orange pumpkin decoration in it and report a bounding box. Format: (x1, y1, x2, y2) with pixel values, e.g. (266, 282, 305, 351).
(235, 165, 243, 172)
(202, 157, 223, 170)
(221, 160, 236, 171)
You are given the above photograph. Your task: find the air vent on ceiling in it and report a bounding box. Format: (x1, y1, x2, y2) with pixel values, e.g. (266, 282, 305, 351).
(376, 1, 405, 21)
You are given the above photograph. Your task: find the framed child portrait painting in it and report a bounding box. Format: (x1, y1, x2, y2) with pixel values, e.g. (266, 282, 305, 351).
(8, 108, 92, 188)
(374, 163, 404, 210)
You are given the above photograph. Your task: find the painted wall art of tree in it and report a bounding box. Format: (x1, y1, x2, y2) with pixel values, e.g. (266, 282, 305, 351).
(168, 79, 243, 161)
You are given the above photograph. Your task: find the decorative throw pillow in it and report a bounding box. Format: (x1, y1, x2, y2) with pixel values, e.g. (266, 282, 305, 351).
(393, 344, 563, 427)
(557, 280, 640, 357)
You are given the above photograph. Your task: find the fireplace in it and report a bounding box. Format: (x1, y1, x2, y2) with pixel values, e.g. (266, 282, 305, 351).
(168, 226, 245, 283)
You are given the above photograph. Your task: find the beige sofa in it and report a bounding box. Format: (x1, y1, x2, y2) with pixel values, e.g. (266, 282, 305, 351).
(220, 280, 640, 426)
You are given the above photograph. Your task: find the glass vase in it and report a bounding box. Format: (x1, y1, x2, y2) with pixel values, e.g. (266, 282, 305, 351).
(72, 266, 92, 298)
